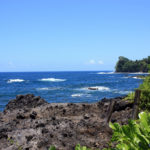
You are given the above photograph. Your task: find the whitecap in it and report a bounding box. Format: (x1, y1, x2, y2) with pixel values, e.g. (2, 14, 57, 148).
(71, 93, 91, 97)
(132, 77, 142, 79)
(7, 79, 25, 83)
(126, 72, 149, 74)
(97, 72, 114, 74)
(122, 76, 143, 79)
(89, 86, 110, 91)
(39, 78, 66, 82)
(113, 90, 132, 95)
(71, 93, 83, 97)
(36, 87, 61, 91)
(79, 86, 110, 91)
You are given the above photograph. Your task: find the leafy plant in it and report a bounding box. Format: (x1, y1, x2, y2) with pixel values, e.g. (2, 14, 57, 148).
(49, 145, 56, 150)
(105, 112, 150, 150)
(124, 92, 135, 101)
(138, 75, 150, 110)
(48, 144, 91, 150)
(125, 73, 150, 110)
(75, 144, 91, 150)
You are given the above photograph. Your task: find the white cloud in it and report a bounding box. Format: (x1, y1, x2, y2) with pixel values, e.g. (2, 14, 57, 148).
(88, 59, 104, 65)
(8, 61, 16, 68)
(89, 59, 96, 64)
(98, 60, 103, 65)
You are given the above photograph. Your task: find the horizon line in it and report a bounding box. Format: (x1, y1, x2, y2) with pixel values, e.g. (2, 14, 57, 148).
(0, 70, 114, 73)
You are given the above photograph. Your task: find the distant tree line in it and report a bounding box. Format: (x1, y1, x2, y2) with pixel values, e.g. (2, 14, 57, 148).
(115, 56, 150, 72)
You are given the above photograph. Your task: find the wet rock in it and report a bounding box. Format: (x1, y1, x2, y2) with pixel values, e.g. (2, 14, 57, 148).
(88, 87, 98, 90)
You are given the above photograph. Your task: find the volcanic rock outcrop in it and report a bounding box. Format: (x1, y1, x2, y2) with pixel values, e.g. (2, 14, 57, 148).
(0, 94, 133, 150)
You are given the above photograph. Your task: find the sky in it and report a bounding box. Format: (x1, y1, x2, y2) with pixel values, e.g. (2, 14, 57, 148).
(0, 0, 150, 72)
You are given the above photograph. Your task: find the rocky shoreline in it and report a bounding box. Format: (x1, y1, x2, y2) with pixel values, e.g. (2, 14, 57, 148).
(0, 94, 133, 150)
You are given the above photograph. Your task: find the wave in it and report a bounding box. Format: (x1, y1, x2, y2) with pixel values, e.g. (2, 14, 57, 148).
(132, 77, 142, 79)
(122, 76, 143, 79)
(114, 90, 132, 95)
(79, 86, 110, 91)
(97, 72, 114, 74)
(36, 87, 61, 91)
(128, 72, 150, 74)
(71, 93, 91, 97)
(97, 72, 150, 75)
(39, 78, 66, 82)
(7, 79, 25, 83)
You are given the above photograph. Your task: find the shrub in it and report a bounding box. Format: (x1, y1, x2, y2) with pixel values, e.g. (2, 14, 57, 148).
(125, 74, 150, 110)
(104, 112, 150, 150)
(138, 75, 150, 110)
(49, 144, 91, 150)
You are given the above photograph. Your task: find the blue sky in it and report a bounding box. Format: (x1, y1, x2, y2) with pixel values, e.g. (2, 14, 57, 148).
(0, 0, 150, 71)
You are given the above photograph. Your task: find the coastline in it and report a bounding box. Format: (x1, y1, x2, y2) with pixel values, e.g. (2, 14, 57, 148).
(0, 94, 133, 150)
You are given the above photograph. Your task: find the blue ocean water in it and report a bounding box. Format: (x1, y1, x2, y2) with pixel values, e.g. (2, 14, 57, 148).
(0, 71, 145, 111)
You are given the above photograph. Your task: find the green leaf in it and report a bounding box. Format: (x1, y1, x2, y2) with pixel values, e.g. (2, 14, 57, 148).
(49, 146, 56, 150)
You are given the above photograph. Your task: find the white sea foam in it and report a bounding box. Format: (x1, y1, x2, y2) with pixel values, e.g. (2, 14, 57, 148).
(132, 77, 141, 79)
(90, 86, 110, 91)
(36, 87, 61, 91)
(113, 90, 132, 95)
(39, 78, 66, 82)
(122, 76, 143, 79)
(98, 72, 150, 75)
(79, 86, 110, 91)
(71, 93, 91, 97)
(7, 79, 25, 83)
(71, 93, 83, 97)
(128, 72, 150, 74)
(97, 72, 114, 74)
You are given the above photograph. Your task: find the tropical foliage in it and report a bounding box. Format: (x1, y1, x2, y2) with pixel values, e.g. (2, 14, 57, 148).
(138, 74, 150, 110)
(49, 144, 91, 150)
(115, 56, 150, 72)
(104, 112, 150, 150)
(125, 72, 150, 110)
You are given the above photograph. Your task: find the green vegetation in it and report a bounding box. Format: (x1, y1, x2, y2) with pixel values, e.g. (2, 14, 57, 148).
(124, 92, 135, 101)
(7, 137, 23, 150)
(115, 56, 150, 72)
(75, 144, 91, 150)
(49, 145, 56, 150)
(49, 144, 92, 150)
(125, 72, 150, 110)
(104, 112, 150, 150)
(138, 74, 150, 110)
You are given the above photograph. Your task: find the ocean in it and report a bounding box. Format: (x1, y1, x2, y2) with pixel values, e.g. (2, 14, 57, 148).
(0, 71, 146, 111)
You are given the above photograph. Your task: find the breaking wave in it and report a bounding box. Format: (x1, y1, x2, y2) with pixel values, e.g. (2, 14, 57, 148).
(71, 93, 91, 97)
(36, 87, 61, 91)
(79, 86, 110, 91)
(7, 79, 25, 83)
(39, 78, 66, 82)
(97, 72, 114, 74)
